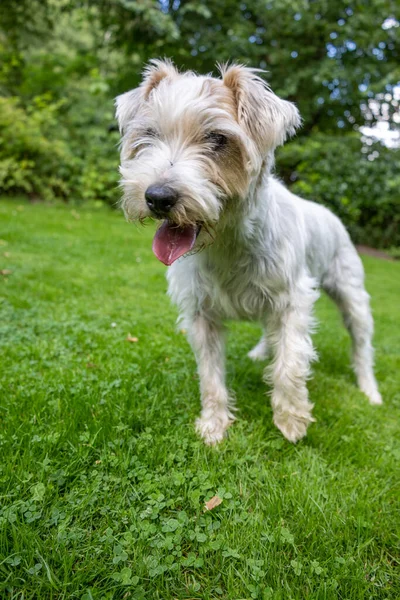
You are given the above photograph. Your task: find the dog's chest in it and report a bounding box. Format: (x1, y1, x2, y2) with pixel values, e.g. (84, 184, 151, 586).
(168, 236, 287, 322)
(210, 277, 268, 320)
(200, 251, 278, 321)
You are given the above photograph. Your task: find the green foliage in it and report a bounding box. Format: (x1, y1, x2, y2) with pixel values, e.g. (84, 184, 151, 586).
(0, 96, 76, 200)
(278, 134, 400, 247)
(0, 10, 121, 206)
(0, 200, 399, 599)
(0, 1, 399, 245)
(94, 0, 400, 132)
(0, 94, 119, 204)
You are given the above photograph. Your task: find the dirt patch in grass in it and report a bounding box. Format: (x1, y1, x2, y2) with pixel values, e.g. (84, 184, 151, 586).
(356, 245, 394, 261)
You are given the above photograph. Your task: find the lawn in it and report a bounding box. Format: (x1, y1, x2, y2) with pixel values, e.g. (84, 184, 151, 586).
(0, 199, 399, 600)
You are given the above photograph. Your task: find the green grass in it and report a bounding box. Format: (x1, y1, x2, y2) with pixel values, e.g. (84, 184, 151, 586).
(0, 199, 399, 600)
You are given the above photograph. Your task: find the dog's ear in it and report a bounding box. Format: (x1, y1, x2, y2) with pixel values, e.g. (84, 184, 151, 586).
(115, 59, 178, 134)
(141, 58, 178, 99)
(219, 64, 301, 151)
(115, 88, 143, 135)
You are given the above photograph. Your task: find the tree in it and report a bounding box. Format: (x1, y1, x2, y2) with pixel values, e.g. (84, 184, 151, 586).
(0, 0, 398, 246)
(92, 0, 400, 135)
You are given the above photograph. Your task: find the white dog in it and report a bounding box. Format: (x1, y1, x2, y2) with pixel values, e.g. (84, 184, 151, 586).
(116, 59, 382, 444)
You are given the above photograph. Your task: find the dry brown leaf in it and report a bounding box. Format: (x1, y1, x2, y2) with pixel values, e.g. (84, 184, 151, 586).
(204, 495, 223, 511)
(126, 334, 139, 343)
(1, 269, 11, 276)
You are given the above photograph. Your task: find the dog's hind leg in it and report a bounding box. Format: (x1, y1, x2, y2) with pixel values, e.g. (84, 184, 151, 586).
(265, 276, 319, 443)
(322, 247, 382, 405)
(187, 314, 235, 444)
(248, 330, 269, 361)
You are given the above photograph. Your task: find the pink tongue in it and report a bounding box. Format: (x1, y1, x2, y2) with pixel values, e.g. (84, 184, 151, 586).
(152, 221, 198, 266)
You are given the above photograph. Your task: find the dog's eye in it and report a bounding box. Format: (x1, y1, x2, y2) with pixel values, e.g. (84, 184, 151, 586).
(143, 127, 157, 138)
(205, 132, 228, 150)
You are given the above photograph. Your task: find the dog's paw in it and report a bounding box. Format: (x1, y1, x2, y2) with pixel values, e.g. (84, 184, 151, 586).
(358, 379, 383, 405)
(195, 413, 233, 445)
(273, 409, 315, 443)
(366, 389, 383, 405)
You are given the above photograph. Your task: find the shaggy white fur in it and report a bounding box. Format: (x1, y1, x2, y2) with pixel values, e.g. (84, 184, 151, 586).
(116, 59, 382, 445)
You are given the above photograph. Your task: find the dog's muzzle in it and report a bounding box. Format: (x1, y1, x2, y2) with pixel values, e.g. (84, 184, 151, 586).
(145, 184, 201, 266)
(145, 184, 178, 218)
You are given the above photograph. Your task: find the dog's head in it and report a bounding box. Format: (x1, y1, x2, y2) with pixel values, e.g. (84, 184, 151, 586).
(116, 59, 300, 265)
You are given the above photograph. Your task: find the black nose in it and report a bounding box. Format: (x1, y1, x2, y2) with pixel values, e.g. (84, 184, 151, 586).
(145, 185, 178, 217)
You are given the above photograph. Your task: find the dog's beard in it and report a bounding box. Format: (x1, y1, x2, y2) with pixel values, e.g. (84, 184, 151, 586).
(121, 161, 227, 265)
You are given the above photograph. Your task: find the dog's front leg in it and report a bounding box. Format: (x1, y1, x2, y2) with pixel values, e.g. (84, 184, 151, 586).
(187, 314, 234, 445)
(265, 285, 318, 443)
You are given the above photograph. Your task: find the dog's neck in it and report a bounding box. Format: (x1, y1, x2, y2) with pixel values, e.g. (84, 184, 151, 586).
(211, 155, 277, 250)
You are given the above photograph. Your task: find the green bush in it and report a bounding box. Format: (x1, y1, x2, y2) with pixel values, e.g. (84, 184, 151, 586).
(0, 96, 76, 200)
(1, 2, 399, 249)
(1, 93, 399, 248)
(278, 134, 400, 248)
(0, 94, 119, 205)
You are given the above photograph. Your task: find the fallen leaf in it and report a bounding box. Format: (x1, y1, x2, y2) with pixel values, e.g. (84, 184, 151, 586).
(126, 334, 138, 343)
(1, 269, 11, 276)
(86, 362, 97, 369)
(204, 495, 223, 511)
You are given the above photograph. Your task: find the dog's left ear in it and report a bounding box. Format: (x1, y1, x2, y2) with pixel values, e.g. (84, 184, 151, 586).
(220, 64, 301, 151)
(115, 88, 143, 135)
(115, 59, 179, 135)
(141, 58, 178, 99)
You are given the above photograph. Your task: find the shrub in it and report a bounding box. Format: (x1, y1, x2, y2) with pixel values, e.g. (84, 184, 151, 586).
(1, 95, 398, 248)
(0, 96, 77, 200)
(277, 134, 400, 248)
(0, 94, 120, 205)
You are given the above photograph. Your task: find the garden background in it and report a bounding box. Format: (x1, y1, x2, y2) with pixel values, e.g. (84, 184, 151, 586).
(1, 0, 399, 248)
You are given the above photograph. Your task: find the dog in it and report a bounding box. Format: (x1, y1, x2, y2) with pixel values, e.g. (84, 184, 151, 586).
(116, 59, 382, 445)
